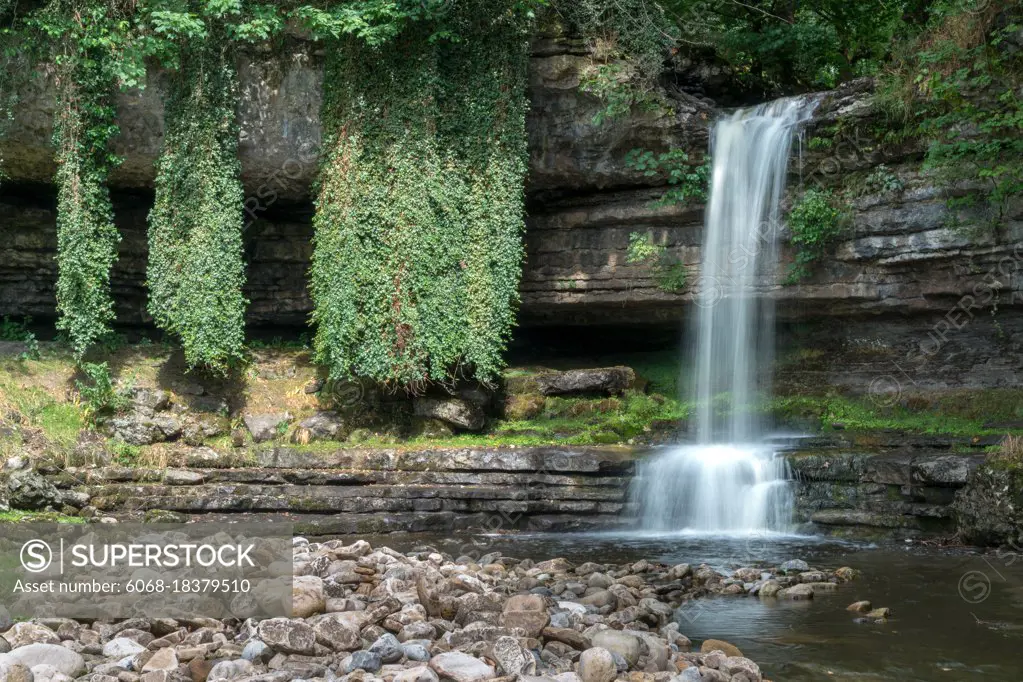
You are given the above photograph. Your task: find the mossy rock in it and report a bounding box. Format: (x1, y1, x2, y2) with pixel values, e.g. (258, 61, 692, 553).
(503, 394, 546, 420)
(411, 418, 455, 439)
(504, 373, 541, 396)
(953, 459, 1023, 547)
(144, 509, 187, 524)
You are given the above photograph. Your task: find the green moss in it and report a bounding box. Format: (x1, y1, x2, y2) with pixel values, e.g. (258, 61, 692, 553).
(771, 392, 1023, 437)
(0, 510, 85, 524)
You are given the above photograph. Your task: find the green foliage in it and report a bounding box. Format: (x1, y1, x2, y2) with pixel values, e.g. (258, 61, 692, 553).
(659, 0, 916, 91)
(784, 188, 846, 283)
(626, 232, 688, 292)
(625, 147, 709, 206)
(311, 4, 532, 388)
(75, 361, 128, 419)
(109, 439, 141, 466)
(556, 0, 676, 124)
(147, 15, 247, 374)
(579, 62, 665, 125)
(31, 1, 141, 360)
(0, 316, 40, 360)
(874, 2, 1022, 227)
(863, 164, 905, 194)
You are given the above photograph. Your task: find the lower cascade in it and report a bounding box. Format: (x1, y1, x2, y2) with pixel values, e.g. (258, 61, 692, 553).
(632, 444, 795, 533)
(633, 97, 814, 533)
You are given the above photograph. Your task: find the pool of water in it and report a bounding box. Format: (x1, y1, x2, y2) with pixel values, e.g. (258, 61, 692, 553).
(364, 531, 1023, 682)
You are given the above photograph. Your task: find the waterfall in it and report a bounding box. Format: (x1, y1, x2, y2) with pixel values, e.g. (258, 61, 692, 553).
(633, 98, 815, 533)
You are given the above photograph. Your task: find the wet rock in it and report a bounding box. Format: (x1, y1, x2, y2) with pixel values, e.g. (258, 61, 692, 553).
(847, 600, 872, 613)
(722, 656, 761, 680)
(699, 639, 742, 658)
(835, 567, 857, 581)
(778, 584, 814, 600)
(413, 398, 485, 432)
(953, 459, 1023, 547)
(243, 413, 291, 442)
(428, 651, 495, 682)
(535, 368, 635, 397)
(779, 559, 809, 574)
(866, 607, 891, 620)
(578, 647, 617, 682)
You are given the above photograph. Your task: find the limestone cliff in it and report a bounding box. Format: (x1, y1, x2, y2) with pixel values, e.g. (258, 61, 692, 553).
(2, 32, 1022, 382)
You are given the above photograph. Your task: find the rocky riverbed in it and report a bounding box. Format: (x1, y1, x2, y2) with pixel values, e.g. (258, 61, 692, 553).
(0, 539, 860, 682)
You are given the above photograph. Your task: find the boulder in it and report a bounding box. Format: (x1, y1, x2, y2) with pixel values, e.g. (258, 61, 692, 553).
(413, 398, 485, 432)
(297, 411, 346, 441)
(491, 635, 534, 676)
(699, 639, 743, 658)
(256, 618, 316, 655)
(141, 649, 178, 672)
(394, 666, 440, 682)
(429, 652, 496, 682)
(207, 659, 253, 682)
(291, 575, 326, 617)
(535, 367, 635, 396)
(577, 647, 616, 682)
(6, 470, 61, 510)
(591, 630, 643, 666)
(0, 644, 86, 676)
(344, 651, 383, 674)
(369, 633, 404, 664)
(0, 662, 32, 682)
(309, 613, 362, 651)
(500, 593, 550, 637)
(103, 637, 147, 658)
(2, 623, 59, 647)
(243, 413, 291, 442)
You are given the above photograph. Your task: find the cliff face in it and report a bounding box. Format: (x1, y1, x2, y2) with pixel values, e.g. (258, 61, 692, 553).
(2, 34, 1022, 379)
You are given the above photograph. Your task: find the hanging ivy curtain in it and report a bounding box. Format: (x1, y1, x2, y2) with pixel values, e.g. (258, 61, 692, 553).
(310, 4, 530, 388)
(147, 26, 247, 373)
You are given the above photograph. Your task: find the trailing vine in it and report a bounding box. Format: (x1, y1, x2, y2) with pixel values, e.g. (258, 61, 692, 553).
(147, 17, 247, 373)
(31, 1, 144, 359)
(310, 2, 532, 388)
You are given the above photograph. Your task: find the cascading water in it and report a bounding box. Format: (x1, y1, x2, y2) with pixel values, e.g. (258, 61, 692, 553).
(633, 98, 815, 533)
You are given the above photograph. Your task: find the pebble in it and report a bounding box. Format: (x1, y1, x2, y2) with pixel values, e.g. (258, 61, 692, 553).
(0, 541, 859, 682)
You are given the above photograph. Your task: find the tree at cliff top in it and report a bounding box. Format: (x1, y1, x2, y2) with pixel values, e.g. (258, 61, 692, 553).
(146, 25, 247, 374)
(310, 2, 532, 388)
